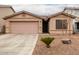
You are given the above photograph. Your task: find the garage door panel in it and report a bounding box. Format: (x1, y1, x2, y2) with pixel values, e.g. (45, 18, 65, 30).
(10, 21, 39, 34)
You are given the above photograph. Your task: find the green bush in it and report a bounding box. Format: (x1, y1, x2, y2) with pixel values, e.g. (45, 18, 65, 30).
(41, 37, 54, 48)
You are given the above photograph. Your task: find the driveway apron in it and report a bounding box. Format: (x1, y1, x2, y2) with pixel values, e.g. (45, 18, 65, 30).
(0, 34, 38, 55)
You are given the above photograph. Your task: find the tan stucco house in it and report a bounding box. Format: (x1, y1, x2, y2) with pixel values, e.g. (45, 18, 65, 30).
(3, 11, 43, 34)
(2, 8, 77, 34)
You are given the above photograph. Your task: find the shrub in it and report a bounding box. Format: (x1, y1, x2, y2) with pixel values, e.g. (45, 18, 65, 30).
(41, 37, 54, 48)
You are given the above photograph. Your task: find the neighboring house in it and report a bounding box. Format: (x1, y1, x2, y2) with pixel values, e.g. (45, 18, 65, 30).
(64, 8, 79, 33)
(0, 5, 15, 33)
(49, 12, 76, 34)
(3, 11, 42, 34)
(64, 7, 79, 16)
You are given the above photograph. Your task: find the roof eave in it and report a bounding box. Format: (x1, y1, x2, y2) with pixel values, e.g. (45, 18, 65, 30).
(3, 11, 43, 20)
(49, 12, 76, 19)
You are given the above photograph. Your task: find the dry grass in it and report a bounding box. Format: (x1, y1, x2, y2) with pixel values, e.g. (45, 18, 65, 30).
(33, 34, 79, 55)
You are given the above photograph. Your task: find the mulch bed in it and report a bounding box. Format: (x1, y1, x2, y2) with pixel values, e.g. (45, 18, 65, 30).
(32, 34, 79, 55)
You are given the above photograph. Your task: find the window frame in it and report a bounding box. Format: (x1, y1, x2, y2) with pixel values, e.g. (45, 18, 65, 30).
(56, 19, 68, 30)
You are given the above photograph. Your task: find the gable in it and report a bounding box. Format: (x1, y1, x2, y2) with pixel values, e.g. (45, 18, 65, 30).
(51, 14, 74, 19)
(49, 12, 76, 19)
(9, 13, 39, 19)
(51, 14, 72, 19)
(3, 11, 42, 20)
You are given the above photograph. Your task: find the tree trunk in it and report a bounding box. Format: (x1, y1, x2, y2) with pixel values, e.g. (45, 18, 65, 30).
(46, 45, 50, 48)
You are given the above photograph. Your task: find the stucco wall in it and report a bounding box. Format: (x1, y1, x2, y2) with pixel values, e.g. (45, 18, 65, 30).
(49, 14, 73, 34)
(0, 7, 14, 33)
(5, 13, 42, 34)
(0, 8, 14, 18)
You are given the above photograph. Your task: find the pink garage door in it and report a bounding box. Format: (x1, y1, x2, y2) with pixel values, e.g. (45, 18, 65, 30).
(10, 21, 39, 34)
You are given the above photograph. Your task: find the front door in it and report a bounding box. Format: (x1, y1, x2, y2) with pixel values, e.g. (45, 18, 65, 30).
(42, 20, 49, 33)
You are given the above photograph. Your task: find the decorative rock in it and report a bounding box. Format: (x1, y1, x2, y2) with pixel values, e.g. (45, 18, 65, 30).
(62, 39, 71, 44)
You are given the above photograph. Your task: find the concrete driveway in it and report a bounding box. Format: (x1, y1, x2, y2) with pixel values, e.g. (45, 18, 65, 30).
(0, 34, 38, 55)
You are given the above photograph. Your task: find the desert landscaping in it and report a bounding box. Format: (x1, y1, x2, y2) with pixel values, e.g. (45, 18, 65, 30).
(0, 34, 79, 55)
(33, 34, 79, 55)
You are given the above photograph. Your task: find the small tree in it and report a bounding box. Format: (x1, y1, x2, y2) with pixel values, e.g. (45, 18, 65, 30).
(41, 37, 54, 48)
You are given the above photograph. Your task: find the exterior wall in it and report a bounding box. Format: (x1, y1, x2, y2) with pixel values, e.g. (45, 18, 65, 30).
(49, 14, 73, 34)
(0, 8, 14, 18)
(0, 7, 14, 33)
(5, 13, 42, 34)
(73, 18, 79, 33)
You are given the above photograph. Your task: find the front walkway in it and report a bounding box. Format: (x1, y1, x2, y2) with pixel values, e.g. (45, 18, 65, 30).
(0, 34, 38, 55)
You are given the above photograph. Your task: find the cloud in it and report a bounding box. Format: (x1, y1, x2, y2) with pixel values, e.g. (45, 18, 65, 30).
(12, 4, 79, 16)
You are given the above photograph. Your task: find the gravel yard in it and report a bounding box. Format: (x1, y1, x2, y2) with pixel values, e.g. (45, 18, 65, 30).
(0, 34, 38, 55)
(33, 34, 79, 55)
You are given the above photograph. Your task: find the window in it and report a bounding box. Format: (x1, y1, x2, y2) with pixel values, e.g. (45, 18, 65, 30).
(76, 22, 79, 29)
(56, 20, 67, 29)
